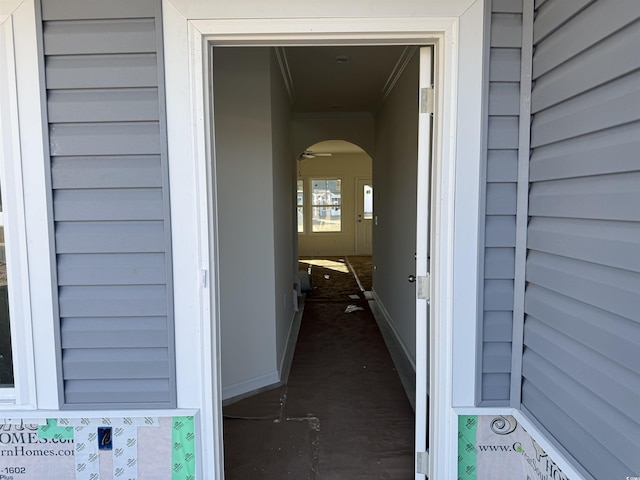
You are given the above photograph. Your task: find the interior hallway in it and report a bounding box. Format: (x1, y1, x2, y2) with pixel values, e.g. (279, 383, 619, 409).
(222, 257, 415, 479)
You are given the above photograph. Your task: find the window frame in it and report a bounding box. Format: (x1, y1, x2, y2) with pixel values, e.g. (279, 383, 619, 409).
(296, 178, 305, 234)
(0, 13, 37, 408)
(310, 177, 343, 233)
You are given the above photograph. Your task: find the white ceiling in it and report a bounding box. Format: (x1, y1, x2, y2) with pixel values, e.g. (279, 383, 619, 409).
(282, 45, 414, 114)
(283, 45, 415, 154)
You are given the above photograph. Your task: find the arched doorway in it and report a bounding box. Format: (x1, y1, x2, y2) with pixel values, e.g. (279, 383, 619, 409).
(296, 140, 373, 256)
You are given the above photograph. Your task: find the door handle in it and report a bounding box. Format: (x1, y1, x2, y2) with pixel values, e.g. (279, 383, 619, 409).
(408, 275, 416, 283)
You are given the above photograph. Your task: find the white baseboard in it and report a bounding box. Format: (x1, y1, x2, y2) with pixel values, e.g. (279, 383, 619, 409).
(370, 290, 416, 370)
(222, 369, 280, 402)
(278, 297, 305, 385)
(369, 289, 417, 409)
(222, 299, 305, 404)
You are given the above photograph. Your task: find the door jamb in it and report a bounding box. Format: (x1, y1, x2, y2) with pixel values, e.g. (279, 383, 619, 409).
(163, 13, 481, 479)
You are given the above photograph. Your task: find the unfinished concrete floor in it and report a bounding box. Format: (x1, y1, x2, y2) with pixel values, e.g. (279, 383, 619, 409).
(222, 257, 414, 479)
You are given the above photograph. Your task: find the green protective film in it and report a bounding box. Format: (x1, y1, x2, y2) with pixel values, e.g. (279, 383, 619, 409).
(38, 418, 74, 440)
(172, 416, 196, 480)
(458, 415, 478, 480)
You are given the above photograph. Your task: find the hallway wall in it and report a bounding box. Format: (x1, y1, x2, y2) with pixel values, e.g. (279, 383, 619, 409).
(213, 47, 296, 399)
(372, 53, 420, 366)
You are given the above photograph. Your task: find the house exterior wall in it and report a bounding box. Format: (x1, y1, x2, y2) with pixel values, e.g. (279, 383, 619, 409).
(38, 0, 177, 409)
(8, 0, 608, 478)
(477, 0, 525, 405)
(520, 1, 640, 479)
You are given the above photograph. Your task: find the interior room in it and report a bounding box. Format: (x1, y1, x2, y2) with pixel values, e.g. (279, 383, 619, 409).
(211, 43, 428, 476)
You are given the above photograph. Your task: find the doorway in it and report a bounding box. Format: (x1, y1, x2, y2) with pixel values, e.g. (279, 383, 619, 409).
(355, 178, 373, 255)
(211, 43, 433, 478)
(297, 140, 372, 257)
(165, 11, 480, 478)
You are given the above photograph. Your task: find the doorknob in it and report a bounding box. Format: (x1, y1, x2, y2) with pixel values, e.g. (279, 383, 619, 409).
(408, 275, 416, 283)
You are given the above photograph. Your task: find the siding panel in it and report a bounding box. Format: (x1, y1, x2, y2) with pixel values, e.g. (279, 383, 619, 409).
(488, 82, 520, 115)
(56, 221, 166, 254)
(48, 89, 160, 123)
(487, 150, 518, 182)
(528, 172, 640, 221)
(528, 217, 640, 272)
(532, 23, 640, 113)
(489, 48, 521, 82)
(530, 71, 640, 148)
(532, 0, 594, 44)
(491, 14, 523, 48)
(478, 3, 525, 403)
(45, 54, 158, 89)
(57, 253, 166, 286)
(484, 311, 513, 342)
(532, 0, 640, 78)
(64, 379, 171, 405)
(50, 123, 161, 156)
(53, 188, 164, 221)
(61, 317, 169, 348)
(484, 247, 516, 279)
(52, 156, 163, 189)
(41, 0, 157, 21)
(39, 0, 176, 408)
(523, 1, 640, 476)
(44, 19, 157, 55)
(529, 123, 640, 181)
(58, 285, 168, 318)
(63, 348, 170, 379)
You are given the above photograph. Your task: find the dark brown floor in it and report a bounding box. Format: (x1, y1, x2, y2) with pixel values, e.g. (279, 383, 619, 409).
(223, 257, 414, 479)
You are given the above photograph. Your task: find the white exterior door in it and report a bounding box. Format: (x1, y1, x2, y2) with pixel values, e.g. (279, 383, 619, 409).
(355, 178, 373, 255)
(415, 46, 433, 480)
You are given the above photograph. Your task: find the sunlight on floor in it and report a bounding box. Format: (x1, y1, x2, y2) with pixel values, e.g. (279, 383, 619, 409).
(300, 259, 350, 274)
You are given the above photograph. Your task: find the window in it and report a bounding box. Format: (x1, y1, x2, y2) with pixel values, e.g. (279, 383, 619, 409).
(311, 179, 342, 232)
(0, 19, 36, 404)
(297, 179, 304, 233)
(363, 184, 373, 220)
(0, 194, 12, 389)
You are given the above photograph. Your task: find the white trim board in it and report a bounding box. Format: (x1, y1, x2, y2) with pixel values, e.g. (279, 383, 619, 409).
(163, 8, 484, 479)
(0, 0, 57, 410)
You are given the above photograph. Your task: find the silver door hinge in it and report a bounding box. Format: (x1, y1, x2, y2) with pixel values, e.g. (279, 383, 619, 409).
(201, 269, 208, 288)
(417, 274, 430, 301)
(416, 450, 429, 476)
(421, 86, 434, 114)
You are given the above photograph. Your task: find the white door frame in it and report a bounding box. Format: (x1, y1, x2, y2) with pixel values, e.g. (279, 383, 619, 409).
(163, 6, 485, 478)
(355, 177, 373, 256)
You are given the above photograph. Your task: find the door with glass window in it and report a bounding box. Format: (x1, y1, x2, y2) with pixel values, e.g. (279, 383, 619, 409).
(355, 178, 373, 255)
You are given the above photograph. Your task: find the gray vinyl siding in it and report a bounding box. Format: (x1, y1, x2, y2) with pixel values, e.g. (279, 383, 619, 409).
(522, 1, 640, 478)
(38, 0, 176, 408)
(478, 0, 524, 403)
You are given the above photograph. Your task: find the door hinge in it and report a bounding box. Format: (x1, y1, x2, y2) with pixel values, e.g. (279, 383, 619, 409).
(201, 269, 208, 288)
(417, 274, 430, 301)
(416, 450, 429, 476)
(421, 86, 434, 114)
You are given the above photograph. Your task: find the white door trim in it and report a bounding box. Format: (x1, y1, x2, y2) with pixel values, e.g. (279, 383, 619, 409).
(354, 177, 373, 256)
(163, 6, 485, 478)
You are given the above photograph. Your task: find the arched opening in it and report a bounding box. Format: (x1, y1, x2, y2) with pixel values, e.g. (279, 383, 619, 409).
(296, 140, 373, 256)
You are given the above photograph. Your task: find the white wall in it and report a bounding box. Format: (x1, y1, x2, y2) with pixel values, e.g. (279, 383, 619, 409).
(213, 47, 279, 397)
(269, 49, 297, 369)
(372, 52, 419, 364)
(291, 113, 375, 158)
